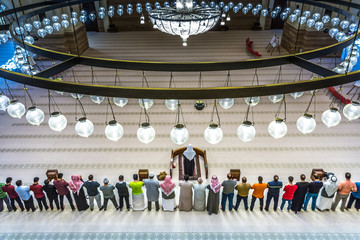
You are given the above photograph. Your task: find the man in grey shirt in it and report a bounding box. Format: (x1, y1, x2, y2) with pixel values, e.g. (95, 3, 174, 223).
(221, 173, 237, 211)
(100, 178, 119, 211)
(143, 172, 160, 211)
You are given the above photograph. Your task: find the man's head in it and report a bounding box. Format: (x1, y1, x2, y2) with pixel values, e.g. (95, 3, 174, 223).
(242, 177, 247, 183)
(273, 175, 279, 182)
(184, 175, 189, 181)
(33, 177, 39, 183)
(314, 174, 319, 181)
(58, 173, 63, 179)
(345, 172, 351, 180)
(227, 173, 232, 180)
(16, 180, 22, 186)
(288, 176, 294, 183)
(300, 174, 306, 181)
(119, 175, 124, 181)
(44, 179, 50, 185)
(88, 174, 94, 181)
(103, 178, 109, 185)
(149, 172, 154, 179)
(133, 174, 138, 181)
(6, 177, 12, 184)
(258, 176, 263, 183)
(198, 177, 203, 184)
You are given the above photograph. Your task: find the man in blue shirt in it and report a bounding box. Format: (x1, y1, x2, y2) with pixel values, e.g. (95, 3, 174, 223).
(265, 175, 283, 211)
(15, 180, 36, 212)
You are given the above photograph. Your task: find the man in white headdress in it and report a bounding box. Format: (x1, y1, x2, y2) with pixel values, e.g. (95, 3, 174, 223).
(316, 173, 338, 211)
(183, 144, 196, 176)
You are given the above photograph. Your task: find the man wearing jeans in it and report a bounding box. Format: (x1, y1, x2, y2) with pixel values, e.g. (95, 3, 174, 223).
(221, 173, 237, 211)
(265, 175, 283, 211)
(0, 182, 12, 212)
(234, 177, 251, 211)
(303, 174, 323, 211)
(29, 177, 49, 211)
(280, 176, 297, 211)
(15, 180, 36, 212)
(2, 177, 24, 211)
(53, 173, 76, 211)
(332, 172, 357, 212)
(250, 176, 267, 211)
(83, 174, 103, 211)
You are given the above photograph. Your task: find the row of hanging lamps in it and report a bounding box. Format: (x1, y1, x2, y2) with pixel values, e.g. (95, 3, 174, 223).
(89, 67, 105, 104)
(75, 96, 94, 138)
(296, 91, 317, 134)
(48, 90, 67, 132)
(139, 71, 154, 110)
(112, 70, 128, 108)
(219, 71, 235, 109)
(105, 98, 124, 141)
(194, 72, 206, 111)
(269, 66, 284, 103)
(137, 99, 155, 144)
(170, 100, 189, 145)
(237, 100, 256, 142)
(165, 73, 179, 111)
(268, 96, 287, 139)
(204, 100, 223, 144)
(23, 85, 45, 126)
(244, 68, 260, 107)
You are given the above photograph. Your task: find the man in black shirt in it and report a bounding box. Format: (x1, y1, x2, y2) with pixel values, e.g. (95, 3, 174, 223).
(115, 175, 130, 211)
(302, 174, 323, 211)
(83, 175, 103, 211)
(42, 179, 59, 211)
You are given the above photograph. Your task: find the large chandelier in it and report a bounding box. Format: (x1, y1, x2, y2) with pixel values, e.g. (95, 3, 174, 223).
(148, 0, 221, 46)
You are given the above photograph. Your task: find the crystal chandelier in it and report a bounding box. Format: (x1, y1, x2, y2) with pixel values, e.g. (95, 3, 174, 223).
(148, 0, 221, 46)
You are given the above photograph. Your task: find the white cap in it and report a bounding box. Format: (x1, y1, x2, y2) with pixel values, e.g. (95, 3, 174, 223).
(149, 172, 154, 178)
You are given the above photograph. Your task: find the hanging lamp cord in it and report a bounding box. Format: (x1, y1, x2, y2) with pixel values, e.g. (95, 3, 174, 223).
(210, 99, 221, 126)
(23, 84, 36, 107)
(275, 96, 287, 121)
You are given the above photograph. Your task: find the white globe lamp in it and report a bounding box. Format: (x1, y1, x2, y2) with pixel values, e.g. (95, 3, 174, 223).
(296, 113, 316, 134)
(90, 95, 105, 104)
(0, 93, 10, 111)
(26, 106, 45, 126)
(113, 97, 128, 108)
(321, 107, 341, 127)
(290, 92, 304, 99)
(219, 98, 235, 109)
(343, 101, 360, 120)
(139, 99, 154, 109)
(237, 121, 256, 142)
(105, 120, 124, 141)
(204, 123, 223, 144)
(137, 122, 156, 144)
(268, 118, 287, 139)
(244, 96, 260, 107)
(48, 112, 67, 132)
(75, 117, 94, 137)
(7, 100, 26, 119)
(170, 123, 189, 145)
(268, 94, 284, 103)
(165, 99, 179, 111)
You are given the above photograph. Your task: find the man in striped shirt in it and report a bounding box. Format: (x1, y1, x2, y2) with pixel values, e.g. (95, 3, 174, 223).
(265, 175, 283, 211)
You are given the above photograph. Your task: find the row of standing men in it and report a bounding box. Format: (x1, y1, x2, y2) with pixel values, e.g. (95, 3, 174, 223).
(0, 171, 359, 215)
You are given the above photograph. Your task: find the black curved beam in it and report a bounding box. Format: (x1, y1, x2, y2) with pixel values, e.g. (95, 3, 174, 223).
(7, 0, 357, 72)
(1, 69, 359, 99)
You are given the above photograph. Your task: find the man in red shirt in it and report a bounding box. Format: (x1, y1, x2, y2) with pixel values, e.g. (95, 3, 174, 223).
(53, 173, 76, 211)
(280, 176, 297, 211)
(30, 177, 49, 211)
(1, 177, 24, 212)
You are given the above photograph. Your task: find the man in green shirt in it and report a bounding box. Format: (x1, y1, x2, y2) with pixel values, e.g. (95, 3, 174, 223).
(0, 182, 12, 212)
(234, 177, 251, 211)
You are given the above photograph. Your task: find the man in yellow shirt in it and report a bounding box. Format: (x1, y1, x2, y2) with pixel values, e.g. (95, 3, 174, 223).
(249, 176, 267, 211)
(234, 177, 251, 211)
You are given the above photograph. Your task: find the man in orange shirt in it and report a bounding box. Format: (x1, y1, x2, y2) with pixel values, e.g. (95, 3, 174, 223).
(249, 176, 267, 211)
(331, 172, 357, 212)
